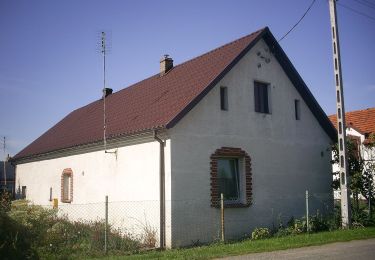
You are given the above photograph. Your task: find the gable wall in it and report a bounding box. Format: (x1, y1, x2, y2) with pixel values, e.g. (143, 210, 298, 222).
(168, 39, 333, 246)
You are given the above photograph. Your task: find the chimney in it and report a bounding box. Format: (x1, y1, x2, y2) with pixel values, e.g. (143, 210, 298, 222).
(160, 54, 173, 76)
(102, 87, 113, 98)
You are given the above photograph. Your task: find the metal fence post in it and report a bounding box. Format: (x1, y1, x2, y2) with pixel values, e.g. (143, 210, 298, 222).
(221, 193, 225, 242)
(105, 195, 108, 254)
(306, 190, 309, 232)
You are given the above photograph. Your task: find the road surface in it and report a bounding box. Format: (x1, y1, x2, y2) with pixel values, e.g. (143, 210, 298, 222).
(219, 238, 375, 259)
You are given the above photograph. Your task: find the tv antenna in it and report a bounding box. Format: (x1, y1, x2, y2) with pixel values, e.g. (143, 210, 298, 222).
(100, 31, 116, 156)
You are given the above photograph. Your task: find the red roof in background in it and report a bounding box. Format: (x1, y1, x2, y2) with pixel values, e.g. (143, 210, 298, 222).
(328, 107, 375, 135)
(15, 28, 265, 160)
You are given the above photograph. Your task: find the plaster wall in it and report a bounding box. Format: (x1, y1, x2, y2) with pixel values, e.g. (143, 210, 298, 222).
(16, 139, 172, 247)
(169, 39, 333, 246)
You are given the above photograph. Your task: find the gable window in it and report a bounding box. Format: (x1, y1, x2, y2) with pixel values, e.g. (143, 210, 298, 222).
(294, 99, 301, 120)
(220, 86, 228, 111)
(254, 81, 269, 113)
(210, 147, 252, 207)
(61, 168, 73, 203)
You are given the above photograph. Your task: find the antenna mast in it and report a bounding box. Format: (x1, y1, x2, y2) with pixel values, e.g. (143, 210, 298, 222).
(328, 0, 351, 228)
(101, 32, 108, 151)
(3, 136, 6, 187)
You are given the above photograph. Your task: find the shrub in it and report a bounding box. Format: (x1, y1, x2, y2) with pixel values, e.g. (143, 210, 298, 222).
(251, 227, 270, 240)
(0, 211, 38, 259)
(0, 189, 11, 212)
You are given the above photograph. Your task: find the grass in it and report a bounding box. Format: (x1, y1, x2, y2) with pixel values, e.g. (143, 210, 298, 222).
(96, 227, 375, 259)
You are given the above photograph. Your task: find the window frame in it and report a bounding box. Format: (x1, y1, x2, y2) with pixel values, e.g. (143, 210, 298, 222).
(254, 81, 270, 114)
(210, 147, 252, 208)
(61, 168, 73, 203)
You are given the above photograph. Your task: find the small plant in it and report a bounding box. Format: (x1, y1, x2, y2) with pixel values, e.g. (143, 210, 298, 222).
(251, 227, 270, 240)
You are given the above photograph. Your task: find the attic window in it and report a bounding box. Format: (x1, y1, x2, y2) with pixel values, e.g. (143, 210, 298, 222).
(294, 99, 301, 120)
(61, 168, 73, 203)
(254, 81, 269, 114)
(220, 86, 228, 111)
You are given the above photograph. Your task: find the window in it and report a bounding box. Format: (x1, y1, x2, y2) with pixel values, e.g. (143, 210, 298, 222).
(254, 81, 269, 113)
(218, 158, 240, 201)
(61, 168, 73, 203)
(220, 86, 228, 111)
(210, 147, 252, 207)
(21, 186, 27, 199)
(294, 99, 301, 120)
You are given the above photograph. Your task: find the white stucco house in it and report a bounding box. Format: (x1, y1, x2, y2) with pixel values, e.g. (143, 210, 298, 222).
(13, 27, 336, 248)
(329, 108, 375, 199)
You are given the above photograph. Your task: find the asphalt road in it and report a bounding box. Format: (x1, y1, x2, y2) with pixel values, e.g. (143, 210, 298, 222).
(219, 238, 375, 260)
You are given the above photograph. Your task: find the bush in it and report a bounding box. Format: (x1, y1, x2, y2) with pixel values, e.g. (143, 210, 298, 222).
(251, 227, 270, 240)
(0, 189, 11, 212)
(7, 200, 142, 258)
(0, 211, 38, 259)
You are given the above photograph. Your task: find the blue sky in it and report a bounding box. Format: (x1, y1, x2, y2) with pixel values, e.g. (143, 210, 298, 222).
(0, 0, 374, 156)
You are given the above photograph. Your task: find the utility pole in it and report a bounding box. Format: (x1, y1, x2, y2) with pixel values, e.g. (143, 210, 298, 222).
(3, 137, 6, 187)
(328, 0, 351, 228)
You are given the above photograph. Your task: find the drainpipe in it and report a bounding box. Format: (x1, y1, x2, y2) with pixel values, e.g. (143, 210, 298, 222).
(153, 130, 166, 249)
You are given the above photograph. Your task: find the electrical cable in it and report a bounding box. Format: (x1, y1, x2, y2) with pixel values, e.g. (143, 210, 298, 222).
(338, 2, 375, 21)
(352, 0, 375, 10)
(278, 0, 317, 42)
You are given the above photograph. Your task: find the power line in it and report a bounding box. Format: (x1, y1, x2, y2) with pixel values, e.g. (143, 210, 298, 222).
(352, 0, 375, 10)
(338, 2, 375, 21)
(278, 0, 317, 42)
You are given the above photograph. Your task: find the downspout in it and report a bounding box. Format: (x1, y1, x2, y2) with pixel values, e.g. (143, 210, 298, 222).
(153, 130, 166, 249)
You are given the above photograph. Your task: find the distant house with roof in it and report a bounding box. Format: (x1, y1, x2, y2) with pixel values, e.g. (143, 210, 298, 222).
(0, 160, 16, 196)
(329, 107, 375, 199)
(13, 27, 335, 247)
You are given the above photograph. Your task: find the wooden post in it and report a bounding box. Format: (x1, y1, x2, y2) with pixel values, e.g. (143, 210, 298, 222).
(105, 195, 108, 254)
(306, 190, 309, 232)
(221, 193, 225, 242)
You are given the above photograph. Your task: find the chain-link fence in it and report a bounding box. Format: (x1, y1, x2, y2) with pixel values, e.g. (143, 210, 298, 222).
(27, 190, 336, 253)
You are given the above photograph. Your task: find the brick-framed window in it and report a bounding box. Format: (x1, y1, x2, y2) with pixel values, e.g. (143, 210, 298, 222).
(61, 168, 73, 203)
(210, 147, 252, 208)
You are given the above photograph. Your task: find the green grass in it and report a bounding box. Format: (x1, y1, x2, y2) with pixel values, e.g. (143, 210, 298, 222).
(96, 227, 375, 260)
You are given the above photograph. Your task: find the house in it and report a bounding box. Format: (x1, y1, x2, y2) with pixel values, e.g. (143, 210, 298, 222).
(13, 27, 336, 248)
(329, 108, 375, 199)
(0, 160, 16, 197)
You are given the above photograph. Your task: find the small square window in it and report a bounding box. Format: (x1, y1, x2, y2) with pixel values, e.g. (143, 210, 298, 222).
(254, 81, 269, 113)
(294, 99, 301, 120)
(220, 86, 228, 111)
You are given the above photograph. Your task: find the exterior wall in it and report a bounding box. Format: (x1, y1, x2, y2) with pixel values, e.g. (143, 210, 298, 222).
(169, 39, 333, 247)
(16, 139, 172, 247)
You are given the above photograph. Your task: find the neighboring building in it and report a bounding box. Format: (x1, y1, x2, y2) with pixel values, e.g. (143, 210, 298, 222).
(13, 27, 335, 247)
(0, 160, 16, 196)
(329, 108, 375, 199)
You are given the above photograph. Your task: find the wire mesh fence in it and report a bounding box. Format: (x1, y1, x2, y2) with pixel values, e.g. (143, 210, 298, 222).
(21, 190, 340, 254)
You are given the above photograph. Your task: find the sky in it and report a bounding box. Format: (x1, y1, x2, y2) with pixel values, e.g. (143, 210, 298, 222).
(0, 0, 374, 156)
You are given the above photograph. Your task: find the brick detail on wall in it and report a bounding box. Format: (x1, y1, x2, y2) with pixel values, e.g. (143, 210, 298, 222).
(61, 168, 73, 203)
(210, 147, 252, 208)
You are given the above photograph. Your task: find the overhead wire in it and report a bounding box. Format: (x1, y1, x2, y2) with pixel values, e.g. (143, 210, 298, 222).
(278, 0, 317, 42)
(352, 0, 375, 10)
(338, 2, 375, 21)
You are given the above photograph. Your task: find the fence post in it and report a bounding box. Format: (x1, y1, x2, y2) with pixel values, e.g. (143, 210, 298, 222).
(306, 190, 309, 232)
(221, 193, 225, 242)
(105, 195, 108, 254)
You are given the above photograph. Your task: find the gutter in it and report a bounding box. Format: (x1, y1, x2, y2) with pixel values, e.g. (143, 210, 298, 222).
(153, 130, 166, 249)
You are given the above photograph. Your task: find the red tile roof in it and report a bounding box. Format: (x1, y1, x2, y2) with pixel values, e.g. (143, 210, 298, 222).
(14, 27, 336, 161)
(328, 107, 375, 135)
